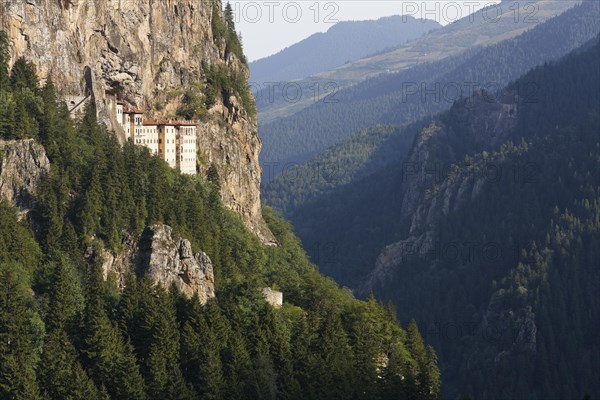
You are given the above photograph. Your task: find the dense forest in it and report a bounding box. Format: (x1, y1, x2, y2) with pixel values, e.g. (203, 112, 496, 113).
(267, 36, 600, 399)
(259, 1, 600, 177)
(262, 120, 430, 216)
(0, 32, 441, 400)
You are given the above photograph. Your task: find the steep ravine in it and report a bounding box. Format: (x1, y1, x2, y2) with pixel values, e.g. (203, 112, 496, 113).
(0, 0, 275, 244)
(366, 92, 519, 290)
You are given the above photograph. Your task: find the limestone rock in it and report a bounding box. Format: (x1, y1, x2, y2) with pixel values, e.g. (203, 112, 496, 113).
(137, 225, 215, 303)
(262, 287, 283, 308)
(365, 231, 435, 291)
(0, 139, 50, 216)
(197, 119, 276, 245)
(91, 225, 215, 303)
(400, 92, 518, 221)
(365, 92, 518, 291)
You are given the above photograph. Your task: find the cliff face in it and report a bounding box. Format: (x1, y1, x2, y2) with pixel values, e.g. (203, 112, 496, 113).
(0, 0, 274, 243)
(0, 139, 50, 217)
(366, 93, 518, 290)
(88, 224, 215, 303)
(399, 93, 519, 222)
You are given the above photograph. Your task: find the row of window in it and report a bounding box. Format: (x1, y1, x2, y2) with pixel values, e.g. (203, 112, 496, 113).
(135, 138, 159, 144)
(134, 138, 198, 146)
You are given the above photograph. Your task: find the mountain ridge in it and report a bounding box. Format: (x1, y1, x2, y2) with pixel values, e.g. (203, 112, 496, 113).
(257, 0, 581, 126)
(262, 0, 599, 206)
(250, 15, 440, 84)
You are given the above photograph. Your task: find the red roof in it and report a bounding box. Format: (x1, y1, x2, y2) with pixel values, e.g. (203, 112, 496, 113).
(143, 119, 197, 127)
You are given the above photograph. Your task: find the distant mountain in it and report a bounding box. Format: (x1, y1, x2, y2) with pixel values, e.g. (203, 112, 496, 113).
(284, 37, 600, 398)
(262, 0, 600, 206)
(259, 0, 595, 180)
(257, 0, 581, 126)
(249, 16, 440, 84)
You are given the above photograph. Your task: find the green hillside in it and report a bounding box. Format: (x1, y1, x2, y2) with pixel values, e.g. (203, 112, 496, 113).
(0, 32, 440, 400)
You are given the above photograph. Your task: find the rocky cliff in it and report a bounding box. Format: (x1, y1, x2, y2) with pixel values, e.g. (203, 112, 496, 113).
(137, 225, 215, 302)
(88, 224, 215, 303)
(0, 0, 274, 244)
(366, 92, 518, 290)
(0, 139, 50, 217)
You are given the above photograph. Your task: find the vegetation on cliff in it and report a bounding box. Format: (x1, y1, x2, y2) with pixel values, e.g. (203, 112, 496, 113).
(178, 2, 256, 121)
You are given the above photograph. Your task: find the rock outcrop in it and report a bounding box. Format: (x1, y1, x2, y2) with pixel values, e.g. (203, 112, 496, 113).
(0, 0, 275, 244)
(91, 225, 215, 303)
(137, 225, 215, 302)
(366, 92, 518, 290)
(197, 117, 274, 244)
(400, 92, 518, 221)
(0, 139, 50, 217)
(262, 287, 283, 308)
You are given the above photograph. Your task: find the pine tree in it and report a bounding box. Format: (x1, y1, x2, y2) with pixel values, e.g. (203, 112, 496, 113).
(352, 297, 385, 399)
(181, 297, 225, 399)
(38, 329, 101, 400)
(9, 57, 38, 92)
(81, 267, 146, 400)
(0, 262, 43, 400)
(207, 163, 221, 188)
(265, 308, 301, 400)
(134, 279, 191, 398)
(381, 339, 410, 400)
(406, 320, 428, 396)
(0, 31, 9, 88)
(423, 345, 441, 399)
(311, 304, 353, 399)
(223, 330, 254, 399)
(44, 252, 84, 332)
(224, 2, 235, 31)
(0, 91, 15, 139)
(111, 340, 147, 400)
(79, 167, 103, 238)
(39, 77, 59, 147)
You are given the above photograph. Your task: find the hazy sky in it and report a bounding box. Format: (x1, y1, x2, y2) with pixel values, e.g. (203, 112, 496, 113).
(233, 0, 502, 61)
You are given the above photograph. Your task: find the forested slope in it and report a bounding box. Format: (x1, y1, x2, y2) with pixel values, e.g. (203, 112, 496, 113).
(276, 37, 600, 398)
(0, 32, 440, 400)
(375, 39, 600, 398)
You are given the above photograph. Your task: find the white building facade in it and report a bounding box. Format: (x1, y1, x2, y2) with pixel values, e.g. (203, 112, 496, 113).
(115, 102, 197, 175)
(178, 125, 197, 175)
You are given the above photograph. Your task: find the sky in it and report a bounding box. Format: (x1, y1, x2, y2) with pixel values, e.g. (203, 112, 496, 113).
(233, 0, 502, 61)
